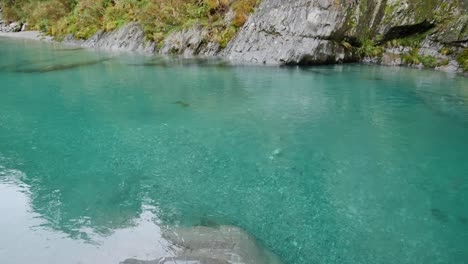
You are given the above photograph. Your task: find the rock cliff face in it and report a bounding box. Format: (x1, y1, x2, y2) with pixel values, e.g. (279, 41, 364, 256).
(225, 0, 467, 72)
(225, 0, 353, 65)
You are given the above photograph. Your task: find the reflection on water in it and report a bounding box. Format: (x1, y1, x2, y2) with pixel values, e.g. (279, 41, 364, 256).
(0, 37, 468, 264)
(0, 173, 172, 264)
(127, 56, 230, 68)
(14, 58, 111, 73)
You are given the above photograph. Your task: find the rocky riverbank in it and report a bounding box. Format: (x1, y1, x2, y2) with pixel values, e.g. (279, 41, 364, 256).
(1, 1, 467, 74)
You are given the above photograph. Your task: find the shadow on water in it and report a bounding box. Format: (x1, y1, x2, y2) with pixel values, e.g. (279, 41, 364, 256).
(54, 47, 86, 52)
(128, 57, 230, 68)
(363, 77, 384, 81)
(415, 89, 468, 102)
(459, 217, 468, 225)
(14, 58, 111, 73)
(0, 58, 56, 71)
(297, 67, 334, 76)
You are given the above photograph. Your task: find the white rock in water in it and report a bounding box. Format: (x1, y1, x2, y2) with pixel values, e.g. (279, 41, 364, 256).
(272, 149, 282, 156)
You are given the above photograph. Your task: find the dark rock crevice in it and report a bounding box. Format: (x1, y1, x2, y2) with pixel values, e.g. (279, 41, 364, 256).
(380, 20, 435, 42)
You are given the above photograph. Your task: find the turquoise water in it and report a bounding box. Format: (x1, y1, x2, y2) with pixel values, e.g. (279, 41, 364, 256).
(0, 37, 468, 264)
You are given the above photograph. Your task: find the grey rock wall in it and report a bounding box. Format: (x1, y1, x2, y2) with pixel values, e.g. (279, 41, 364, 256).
(62, 22, 156, 54)
(224, 0, 351, 65)
(224, 0, 467, 72)
(159, 27, 221, 57)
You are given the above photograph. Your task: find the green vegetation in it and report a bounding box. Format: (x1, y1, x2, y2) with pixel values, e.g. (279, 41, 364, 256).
(356, 39, 384, 58)
(0, 0, 260, 44)
(394, 31, 431, 49)
(456, 48, 468, 72)
(401, 48, 449, 68)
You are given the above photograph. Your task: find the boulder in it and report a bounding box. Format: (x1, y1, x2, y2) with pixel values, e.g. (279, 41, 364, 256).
(159, 27, 220, 57)
(120, 225, 283, 264)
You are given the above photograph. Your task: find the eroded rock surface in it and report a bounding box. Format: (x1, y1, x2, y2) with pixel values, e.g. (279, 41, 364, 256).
(120, 225, 283, 264)
(225, 0, 467, 71)
(159, 27, 221, 57)
(63, 22, 156, 54)
(224, 0, 352, 65)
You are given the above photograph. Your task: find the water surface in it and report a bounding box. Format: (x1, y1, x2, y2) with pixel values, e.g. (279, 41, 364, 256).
(1, 37, 468, 264)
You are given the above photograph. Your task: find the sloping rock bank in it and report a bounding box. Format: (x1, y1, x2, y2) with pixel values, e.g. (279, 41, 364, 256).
(61, 22, 221, 57)
(120, 225, 283, 264)
(62, 22, 156, 54)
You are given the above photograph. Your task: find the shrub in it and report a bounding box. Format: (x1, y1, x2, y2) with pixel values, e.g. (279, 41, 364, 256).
(456, 48, 468, 72)
(51, 0, 106, 39)
(356, 39, 384, 58)
(23, 0, 73, 32)
(232, 0, 259, 27)
(1, 0, 261, 45)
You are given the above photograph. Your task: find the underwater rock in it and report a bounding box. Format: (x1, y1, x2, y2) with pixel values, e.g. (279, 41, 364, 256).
(120, 225, 283, 264)
(458, 216, 467, 225)
(174, 101, 190, 108)
(431, 208, 449, 223)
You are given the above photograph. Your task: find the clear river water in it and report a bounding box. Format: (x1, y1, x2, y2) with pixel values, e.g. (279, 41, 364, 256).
(0, 37, 467, 264)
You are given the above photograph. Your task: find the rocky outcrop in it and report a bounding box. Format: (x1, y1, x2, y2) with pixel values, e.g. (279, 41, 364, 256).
(224, 0, 353, 65)
(224, 0, 467, 72)
(120, 225, 283, 264)
(159, 27, 221, 57)
(62, 23, 220, 56)
(0, 9, 23, 33)
(62, 22, 156, 54)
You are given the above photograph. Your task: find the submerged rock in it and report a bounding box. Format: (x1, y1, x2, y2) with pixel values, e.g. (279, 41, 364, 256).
(174, 101, 190, 108)
(120, 225, 283, 264)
